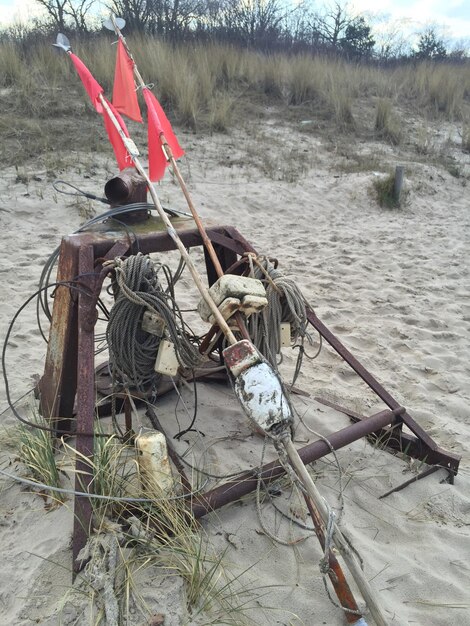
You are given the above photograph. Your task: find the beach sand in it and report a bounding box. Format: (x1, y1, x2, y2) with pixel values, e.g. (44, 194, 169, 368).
(0, 118, 469, 625)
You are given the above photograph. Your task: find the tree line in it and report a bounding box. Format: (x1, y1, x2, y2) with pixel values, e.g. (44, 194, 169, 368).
(3, 0, 469, 61)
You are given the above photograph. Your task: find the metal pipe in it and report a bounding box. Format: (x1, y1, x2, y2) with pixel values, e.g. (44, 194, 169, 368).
(191, 408, 401, 518)
(104, 167, 148, 205)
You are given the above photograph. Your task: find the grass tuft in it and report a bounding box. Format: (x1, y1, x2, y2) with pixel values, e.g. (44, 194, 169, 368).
(462, 123, 470, 153)
(372, 172, 406, 209)
(375, 99, 402, 145)
(15, 411, 65, 505)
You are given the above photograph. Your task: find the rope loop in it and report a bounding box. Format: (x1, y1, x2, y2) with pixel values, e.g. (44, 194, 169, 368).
(106, 253, 201, 392)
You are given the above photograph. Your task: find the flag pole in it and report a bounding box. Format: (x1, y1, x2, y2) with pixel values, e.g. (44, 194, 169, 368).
(108, 17, 251, 342)
(59, 44, 237, 346)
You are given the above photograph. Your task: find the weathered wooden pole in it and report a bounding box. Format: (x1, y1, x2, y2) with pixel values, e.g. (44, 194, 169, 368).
(393, 166, 405, 204)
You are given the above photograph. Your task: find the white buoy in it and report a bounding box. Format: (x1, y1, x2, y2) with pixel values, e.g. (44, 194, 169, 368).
(135, 431, 174, 498)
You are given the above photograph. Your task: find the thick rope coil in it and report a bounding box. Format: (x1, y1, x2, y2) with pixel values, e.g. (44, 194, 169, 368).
(106, 253, 201, 392)
(245, 256, 320, 378)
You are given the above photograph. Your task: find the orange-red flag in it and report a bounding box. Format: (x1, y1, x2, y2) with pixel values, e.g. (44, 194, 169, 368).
(143, 88, 184, 182)
(69, 52, 133, 171)
(112, 40, 142, 123)
(102, 97, 134, 171)
(70, 52, 104, 112)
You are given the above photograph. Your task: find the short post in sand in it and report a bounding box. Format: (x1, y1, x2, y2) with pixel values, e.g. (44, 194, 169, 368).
(393, 165, 405, 205)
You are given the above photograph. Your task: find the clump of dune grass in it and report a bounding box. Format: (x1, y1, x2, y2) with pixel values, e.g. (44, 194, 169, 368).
(287, 55, 321, 106)
(462, 123, 470, 153)
(15, 411, 65, 505)
(209, 92, 235, 132)
(374, 99, 402, 145)
(61, 421, 137, 522)
(415, 121, 434, 155)
(69, 495, 261, 625)
(1, 37, 469, 166)
(372, 172, 406, 209)
(59, 418, 262, 624)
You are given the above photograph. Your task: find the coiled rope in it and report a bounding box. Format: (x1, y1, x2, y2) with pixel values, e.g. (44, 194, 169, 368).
(246, 256, 320, 380)
(106, 253, 201, 392)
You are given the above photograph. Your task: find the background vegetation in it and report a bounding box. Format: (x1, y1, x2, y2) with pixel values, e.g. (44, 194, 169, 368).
(0, 1, 468, 173)
(2, 0, 469, 60)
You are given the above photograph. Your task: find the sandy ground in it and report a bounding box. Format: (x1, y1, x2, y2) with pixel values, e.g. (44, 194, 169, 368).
(0, 116, 469, 626)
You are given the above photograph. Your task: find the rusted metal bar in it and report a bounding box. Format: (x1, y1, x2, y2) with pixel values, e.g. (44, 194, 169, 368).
(222, 226, 258, 255)
(379, 465, 442, 500)
(59, 225, 239, 262)
(307, 310, 461, 475)
(39, 238, 79, 432)
(72, 244, 97, 574)
(124, 396, 133, 439)
(191, 407, 402, 518)
(314, 397, 460, 474)
(303, 495, 362, 624)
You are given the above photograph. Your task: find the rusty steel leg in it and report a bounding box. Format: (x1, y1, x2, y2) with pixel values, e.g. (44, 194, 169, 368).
(72, 244, 97, 574)
(39, 238, 79, 432)
(191, 408, 402, 518)
(306, 309, 461, 475)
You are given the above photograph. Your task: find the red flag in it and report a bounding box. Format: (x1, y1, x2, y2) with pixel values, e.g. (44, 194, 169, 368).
(143, 88, 184, 182)
(69, 52, 133, 171)
(70, 53, 104, 113)
(102, 98, 133, 171)
(112, 40, 142, 123)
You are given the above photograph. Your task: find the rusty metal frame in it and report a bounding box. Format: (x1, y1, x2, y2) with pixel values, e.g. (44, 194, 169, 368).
(39, 221, 460, 572)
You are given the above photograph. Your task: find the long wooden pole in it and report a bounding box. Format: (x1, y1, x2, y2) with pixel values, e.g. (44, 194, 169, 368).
(302, 493, 363, 624)
(283, 435, 388, 626)
(110, 17, 251, 341)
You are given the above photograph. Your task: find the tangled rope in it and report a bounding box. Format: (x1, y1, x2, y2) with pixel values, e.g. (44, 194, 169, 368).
(106, 253, 201, 392)
(245, 256, 320, 380)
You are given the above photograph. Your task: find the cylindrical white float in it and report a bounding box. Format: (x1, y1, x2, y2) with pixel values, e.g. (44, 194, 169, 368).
(135, 431, 174, 499)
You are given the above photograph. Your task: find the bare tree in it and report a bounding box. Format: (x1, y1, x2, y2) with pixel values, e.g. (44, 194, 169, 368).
(65, 0, 95, 31)
(216, 0, 288, 47)
(313, 1, 351, 47)
(106, 0, 152, 31)
(372, 16, 412, 60)
(147, 0, 205, 40)
(33, 0, 96, 32)
(34, 0, 69, 30)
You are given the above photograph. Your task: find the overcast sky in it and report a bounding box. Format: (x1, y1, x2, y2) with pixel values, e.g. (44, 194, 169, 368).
(0, 0, 469, 41)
